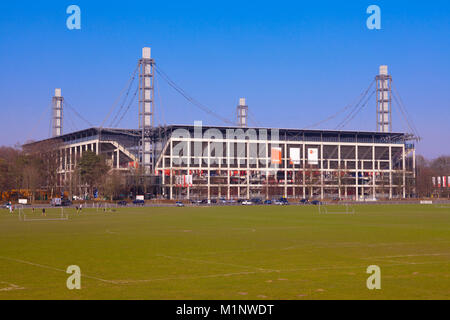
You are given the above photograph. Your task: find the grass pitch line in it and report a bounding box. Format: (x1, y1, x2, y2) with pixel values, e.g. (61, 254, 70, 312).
(3, 255, 445, 287)
(0, 282, 25, 292)
(156, 254, 275, 272)
(363, 253, 450, 259)
(112, 270, 273, 284)
(100, 261, 450, 285)
(0, 256, 116, 284)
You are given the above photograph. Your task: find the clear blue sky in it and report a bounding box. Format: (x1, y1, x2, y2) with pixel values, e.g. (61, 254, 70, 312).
(0, 0, 449, 158)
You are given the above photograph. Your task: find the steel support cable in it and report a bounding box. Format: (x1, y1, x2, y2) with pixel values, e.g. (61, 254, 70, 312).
(109, 68, 139, 127)
(248, 109, 261, 127)
(113, 85, 139, 127)
(154, 65, 235, 125)
(65, 108, 79, 132)
(336, 89, 376, 130)
(391, 82, 420, 137)
(391, 100, 411, 135)
(155, 74, 166, 126)
(337, 89, 375, 129)
(335, 81, 376, 129)
(64, 99, 94, 127)
(392, 93, 414, 133)
(392, 92, 420, 137)
(100, 63, 139, 128)
(26, 102, 53, 142)
(155, 66, 233, 124)
(303, 80, 375, 129)
(392, 82, 415, 125)
(392, 83, 417, 133)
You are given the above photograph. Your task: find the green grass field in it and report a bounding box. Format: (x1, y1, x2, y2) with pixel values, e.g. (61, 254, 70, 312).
(0, 204, 449, 300)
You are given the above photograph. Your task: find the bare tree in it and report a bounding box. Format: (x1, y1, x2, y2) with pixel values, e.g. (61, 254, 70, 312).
(77, 150, 109, 198)
(101, 170, 125, 200)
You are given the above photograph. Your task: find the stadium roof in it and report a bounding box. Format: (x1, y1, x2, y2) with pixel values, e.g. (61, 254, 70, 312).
(23, 125, 416, 148)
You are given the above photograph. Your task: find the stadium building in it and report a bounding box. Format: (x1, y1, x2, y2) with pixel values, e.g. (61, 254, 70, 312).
(23, 48, 418, 200)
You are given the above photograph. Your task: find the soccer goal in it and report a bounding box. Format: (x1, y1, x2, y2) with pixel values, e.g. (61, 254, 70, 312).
(434, 203, 450, 209)
(102, 203, 115, 212)
(95, 203, 115, 213)
(318, 203, 355, 214)
(18, 206, 69, 221)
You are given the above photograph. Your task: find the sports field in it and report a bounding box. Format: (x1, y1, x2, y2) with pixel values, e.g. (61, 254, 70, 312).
(0, 204, 449, 300)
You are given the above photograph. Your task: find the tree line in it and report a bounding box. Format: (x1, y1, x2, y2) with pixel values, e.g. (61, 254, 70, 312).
(416, 155, 450, 198)
(0, 143, 449, 202)
(0, 142, 148, 202)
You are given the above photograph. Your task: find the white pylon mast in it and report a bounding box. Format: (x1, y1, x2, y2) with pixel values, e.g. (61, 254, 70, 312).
(376, 65, 392, 133)
(139, 47, 155, 173)
(237, 98, 248, 128)
(52, 88, 63, 137)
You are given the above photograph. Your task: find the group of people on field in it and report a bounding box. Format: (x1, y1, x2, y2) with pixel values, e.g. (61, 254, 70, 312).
(3, 203, 83, 216)
(4, 203, 89, 216)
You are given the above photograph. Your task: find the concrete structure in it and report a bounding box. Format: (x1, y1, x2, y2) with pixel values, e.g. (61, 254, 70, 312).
(24, 125, 417, 201)
(24, 128, 141, 193)
(52, 88, 63, 137)
(139, 47, 155, 174)
(376, 65, 392, 133)
(154, 125, 416, 200)
(237, 98, 248, 128)
(22, 51, 417, 201)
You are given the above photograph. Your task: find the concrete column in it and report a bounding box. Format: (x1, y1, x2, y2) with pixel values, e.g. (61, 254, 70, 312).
(64, 147, 68, 183)
(116, 148, 120, 169)
(372, 145, 376, 199)
(247, 141, 250, 199)
(162, 147, 165, 196)
(284, 142, 287, 198)
(355, 144, 359, 201)
(187, 139, 191, 200)
(320, 144, 324, 200)
(338, 144, 341, 199)
(361, 159, 364, 198)
(207, 140, 210, 200)
(389, 146, 393, 199)
(413, 149, 416, 196)
(265, 141, 269, 200)
(302, 143, 306, 197)
(227, 141, 230, 200)
(402, 144, 406, 198)
(74, 146, 77, 167)
(170, 140, 173, 200)
(69, 147, 73, 196)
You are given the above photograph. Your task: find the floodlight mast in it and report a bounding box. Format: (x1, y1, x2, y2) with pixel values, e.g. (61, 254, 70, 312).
(52, 88, 63, 137)
(139, 47, 155, 174)
(376, 65, 392, 133)
(237, 98, 248, 128)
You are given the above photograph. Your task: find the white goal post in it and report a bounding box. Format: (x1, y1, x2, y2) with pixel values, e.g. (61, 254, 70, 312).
(95, 203, 115, 212)
(18, 206, 69, 221)
(432, 202, 450, 209)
